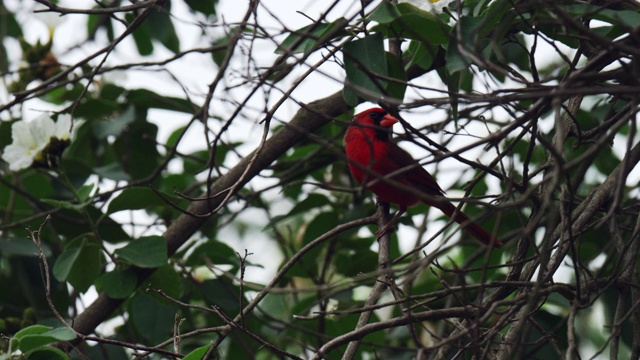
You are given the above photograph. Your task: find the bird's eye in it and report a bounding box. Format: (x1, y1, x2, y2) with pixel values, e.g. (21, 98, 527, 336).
(369, 111, 386, 122)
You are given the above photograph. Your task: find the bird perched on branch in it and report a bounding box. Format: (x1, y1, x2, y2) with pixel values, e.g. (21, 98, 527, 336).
(344, 107, 501, 247)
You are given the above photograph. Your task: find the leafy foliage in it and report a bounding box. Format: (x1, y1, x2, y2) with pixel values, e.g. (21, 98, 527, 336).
(1, 0, 640, 359)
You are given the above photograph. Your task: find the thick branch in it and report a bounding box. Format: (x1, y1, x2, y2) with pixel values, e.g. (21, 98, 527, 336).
(71, 91, 350, 337)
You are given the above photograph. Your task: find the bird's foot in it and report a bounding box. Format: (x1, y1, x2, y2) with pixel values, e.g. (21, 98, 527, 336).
(376, 223, 396, 239)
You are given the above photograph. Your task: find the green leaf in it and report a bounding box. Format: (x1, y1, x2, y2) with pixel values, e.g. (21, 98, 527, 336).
(53, 237, 103, 293)
(599, 9, 640, 28)
(182, 150, 209, 174)
(369, 2, 449, 45)
(199, 278, 241, 314)
(446, 16, 485, 74)
(115, 236, 167, 268)
(147, 264, 183, 300)
(53, 247, 81, 281)
(259, 293, 293, 320)
(211, 36, 230, 67)
(147, 2, 180, 53)
(87, 12, 105, 38)
(2, 173, 53, 213)
(81, 342, 129, 359)
(27, 345, 69, 360)
(496, 34, 529, 71)
(335, 250, 377, 276)
(40, 198, 90, 212)
(107, 187, 178, 214)
(18, 327, 75, 352)
(39, 327, 76, 342)
(184, 0, 217, 16)
(183, 343, 213, 360)
(50, 206, 130, 244)
(267, 193, 331, 227)
(562, 4, 640, 28)
(73, 96, 120, 120)
(0, 237, 51, 257)
(95, 269, 137, 299)
(286, 212, 339, 278)
(3, 10, 22, 38)
(112, 113, 160, 180)
(127, 13, 153, 55)
(593, 144, 619, 176)
(405, 40, 436, 70)
(166, 126, 188, 148)
(448, 70, 460, 120)
(0, 12, 21, 72)
(62, 130, 97, 175)
(0, 42, 9, 73)
(93, 106, 136, 139)
(511, 138, 546, 166)
(384, 52, 407, 102)
(127, 89, 195, 113)
(343, 33, 387, 106)
(210, 142, 239, 167)
(41, 83, 85, 105)
(100, 83, 126, 101)
(303, 212, 339, 245)
(76, 183, 95, 202)
(93, 163, 130, 181)
(185, 240, 240, 268)
(0, 119, 14, 148)
(276, 18, 347, 55)
(129, 293, 177, 344)
(367, 1, 400, 23)
(271, 143, 337, 189)
(158, 173, 197, 197)
(13, 325, 52, 339)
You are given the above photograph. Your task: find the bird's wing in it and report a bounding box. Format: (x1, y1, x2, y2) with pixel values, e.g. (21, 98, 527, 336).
(386, 142, 445, 196)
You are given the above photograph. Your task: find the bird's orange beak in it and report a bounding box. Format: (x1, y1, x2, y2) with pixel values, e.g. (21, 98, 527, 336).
(380, 114, 398, 128)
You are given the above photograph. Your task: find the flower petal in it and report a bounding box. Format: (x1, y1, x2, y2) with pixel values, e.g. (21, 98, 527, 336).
(2, 143, 34, 171)
(11, 121, 36, 147)
(54, 114, 72, 140)
(31, 114, 56, 144)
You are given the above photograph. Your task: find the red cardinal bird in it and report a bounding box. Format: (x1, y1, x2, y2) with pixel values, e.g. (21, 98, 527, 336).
(344, 107, 501, 247)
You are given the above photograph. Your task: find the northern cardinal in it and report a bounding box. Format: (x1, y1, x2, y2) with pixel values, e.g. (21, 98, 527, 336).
(344, 107, 501, 247)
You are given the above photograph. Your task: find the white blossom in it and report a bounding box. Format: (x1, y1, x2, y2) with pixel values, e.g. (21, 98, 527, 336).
(2, 113, 82, 172)
(53, 114, 79, 140)
(34, 8, 65, 33)
(401, 0, 456, 13)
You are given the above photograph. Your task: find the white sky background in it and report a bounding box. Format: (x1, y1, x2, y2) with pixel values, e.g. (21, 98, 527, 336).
(2, 1, 638, 353)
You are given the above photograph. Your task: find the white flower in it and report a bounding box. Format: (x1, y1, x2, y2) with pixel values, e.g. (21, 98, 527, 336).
(3, 114, 55, 171)
(53, 114, 81, 141)
(34, 7, 65, 34)
(401, 0, 456, 13)
(2, 113, 83, 172)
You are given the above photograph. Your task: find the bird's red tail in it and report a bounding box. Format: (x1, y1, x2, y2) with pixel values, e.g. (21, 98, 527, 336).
(437, 201, 501, 247)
